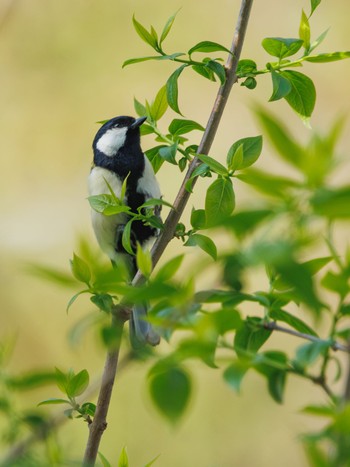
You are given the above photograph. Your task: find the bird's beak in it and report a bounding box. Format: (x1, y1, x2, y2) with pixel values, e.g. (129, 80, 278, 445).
(130, 116, 147, 129)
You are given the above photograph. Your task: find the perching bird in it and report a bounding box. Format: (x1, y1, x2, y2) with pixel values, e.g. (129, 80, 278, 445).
(88, 115, 161, 347)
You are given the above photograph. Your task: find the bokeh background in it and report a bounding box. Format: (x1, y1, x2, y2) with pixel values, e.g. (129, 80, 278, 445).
(1, 0, 350, 465)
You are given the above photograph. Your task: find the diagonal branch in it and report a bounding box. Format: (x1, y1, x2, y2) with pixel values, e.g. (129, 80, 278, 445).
(83, 1, 254, 465)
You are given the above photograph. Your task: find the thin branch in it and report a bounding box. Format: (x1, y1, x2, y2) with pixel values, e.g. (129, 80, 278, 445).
(82, 313, 126, 466)
(83, 2, 255, 464)
(264, 321, 350, 353)
(133, 0, 254, 285)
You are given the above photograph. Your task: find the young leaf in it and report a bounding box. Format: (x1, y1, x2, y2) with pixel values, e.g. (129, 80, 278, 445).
(150, 86, 168, 121)
(196, 154, 228, 176)
(149, 366, 191, 423)
(132, 15, 158, 50)
(304, 51, 350, 63)
(299, 10, 310, 51)
(118, 446, 129, 467)
(262, 37, 304, 59)
(166, 65, 187, 115)
(269, 69, 292, 102)
(205, 178, 235, 225)
(190, 208, 207, 230)
(155, 255, 184, 282)
(310, 0, 322, 16)
(38, 398, 70, 406)
(184, 233, 217, 260)
(269, 309, 318, 337)
(206, 60, 226, 85)
(223, 361, 249, 393)
(160, 10, 180, 45)
(159, 143, 178, 165)
(227, 136, 263, 170)
(67, 369, 89, 398)
(311, 186, 350, 218)
(136, 244, 152, 278)
(168, 119, 205, 136)
(122, 220, 135, 255)
(234, 318, 272, 357)
(227, 144, 243, 172)
(308, 28, 329, 54)
(70, 253, 91, 286)
(134, 97, 147, 117)
(236, 59, 257, 77)
(90, 294, 114, 313)
(280, 70, 316, 119)
(123, 54, 185, 68)
(99, 452, 112, 467)
(188, 41, 232, 56)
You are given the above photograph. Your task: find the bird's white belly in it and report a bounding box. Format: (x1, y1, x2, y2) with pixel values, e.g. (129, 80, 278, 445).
(88, 167, 127, 261)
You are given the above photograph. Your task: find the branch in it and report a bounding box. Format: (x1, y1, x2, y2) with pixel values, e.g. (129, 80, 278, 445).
(264, 321, 350, 353)
(133, 0, 254, 285)
(83, 2, 255, 464)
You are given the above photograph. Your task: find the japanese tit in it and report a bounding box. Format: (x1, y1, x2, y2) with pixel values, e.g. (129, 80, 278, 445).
(88, 116, 161, 347)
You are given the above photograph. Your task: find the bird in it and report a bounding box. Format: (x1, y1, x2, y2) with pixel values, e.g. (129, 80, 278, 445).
(88, 115, 161, 347)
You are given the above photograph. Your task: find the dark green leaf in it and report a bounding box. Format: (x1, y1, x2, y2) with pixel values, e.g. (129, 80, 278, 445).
(223, 361, 249, 393)
(269, 69, 292, 101)
(303, 256, 332, 275)
(192, 64, 215, 81)
(160, 10, 179, 45)
(234, 318, 272, 357)
(149, 366, 191, 423)
(280, 70, 316, 118)
(262, 37, 304, 59)
(206, 60, 226, 85)
(255, 108, 305, 168)
(150, 86, 168, 121)
(269, 309, 318, 336)
(8, 371, 57, 391)
(205, 178, 235, 226)
(159, 143, 178, 165)
(310, 0, 322, 16)
(311, 186, 350, 218)
(227, 135, 263, 170)
(145, 146, 165, 173)
(166, 65, 186, 115)
(267, 370, 286, 403)
(223, 209, 272, 238)
(132, 15, 158, 50)
(236, 59, 257, 77)
(70, 253, 91, 286)
(188, 41, 231, 56)
(90, 294, 114, 313)
(67, 369, 89, 398)
(190, 208, 207, 230)
(185, 233, 217, 260)
(197, 154, 228, 176)
(168, 119, 204, 136)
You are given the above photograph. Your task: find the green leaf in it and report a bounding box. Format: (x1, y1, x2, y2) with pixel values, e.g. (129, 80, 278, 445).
(190, 208, 207, 230)
(206, 60, 226, 85)
(90, 293, 114, 313)
(262, 37, 304, 59)
(321, 271, 349, 298)
(304, 51, 350, 63)
(155, 255, 184, 282)
(223, 209, 272, 238)
(150, 86, 168, 121)
(27, 264, 77, 288)
(88, 194, 131, 216)
(159, 143, 178, 165)
(293, 341, 329, 370)
(38, 398, 70, 406)
(132, 15, 158, 50)
(227, 143, 243, 172)
(192, 64, 215, 81)
(311, 186, 350, 218)
(70, 253, 91, 286)
(188, 41, 232, 56)
(136, 244, 152, 278)
(310, 0, 322, 16)
(269, 309, 318, 337)
(234, 318, 272, 357)
(122, 220, 135, 255)
(302, 404, 336, 418)
(280, 70, 316, 118)
(205, 178, 235, 225)
(144, 454, 161, 467)
(67, 369, 89, 398)
(123, 54, 185, 68)
(67, 290, 89, 312)
(140, 197, 174, 210)
(223, 361, 249, 393)
(309, 29, 329, 54)
(269, 69, 292, 102)
(255, 108, 304, 168)
(99, 452, 112, 467)
(299, 10, 310, 51)
(227, 135, 263, 170)
(118, 446, 129, 467)
(168, 119, 205, 136)
(184, 233, 217, 260)
(303, 256, 332, 275)
(236, 169, 299, 198)
(134, 97, 146, 117)
(166, 65, 186, 115)
(236, 59, 257, 77)
(160, 10, 179, 45)
(149, 366, 191, 423)
(197, 154, 228, 176)
(145, 146, 165, 173)
(55, 368, 68, 394)
(267, 370, 286, 403)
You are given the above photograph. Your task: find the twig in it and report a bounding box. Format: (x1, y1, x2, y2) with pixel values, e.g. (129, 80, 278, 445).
(264, 321, 350, 353)
(83, 2, 254, 464)
(82, 313, 126, 466)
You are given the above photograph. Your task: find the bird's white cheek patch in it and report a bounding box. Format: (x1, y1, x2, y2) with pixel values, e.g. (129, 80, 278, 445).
(96, 127, 127, 156)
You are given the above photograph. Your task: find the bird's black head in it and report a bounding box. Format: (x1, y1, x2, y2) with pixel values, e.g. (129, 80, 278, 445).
(92, 116, 147, 159)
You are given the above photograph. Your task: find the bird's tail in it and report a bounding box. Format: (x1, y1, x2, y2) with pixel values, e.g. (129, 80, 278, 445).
(129, 303, 160, 348)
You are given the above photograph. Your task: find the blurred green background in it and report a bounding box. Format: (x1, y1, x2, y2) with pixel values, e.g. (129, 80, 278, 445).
(1, 0, 350, 465)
